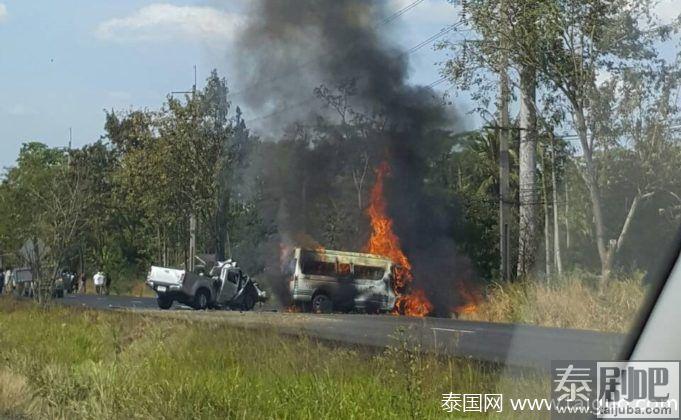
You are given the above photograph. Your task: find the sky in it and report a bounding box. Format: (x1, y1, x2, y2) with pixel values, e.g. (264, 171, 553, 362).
(0, 0, 463, 169)
(0, 0, 679, 169)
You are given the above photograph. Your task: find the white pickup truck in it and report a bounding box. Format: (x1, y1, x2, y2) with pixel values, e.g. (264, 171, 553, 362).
(146, 261, 267, 310)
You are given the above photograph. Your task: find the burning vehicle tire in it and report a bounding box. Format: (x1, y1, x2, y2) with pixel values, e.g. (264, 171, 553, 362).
(311, 293, 333, 314)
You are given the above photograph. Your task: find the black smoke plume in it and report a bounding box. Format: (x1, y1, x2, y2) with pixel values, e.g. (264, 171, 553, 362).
(233, 0, 472, 315)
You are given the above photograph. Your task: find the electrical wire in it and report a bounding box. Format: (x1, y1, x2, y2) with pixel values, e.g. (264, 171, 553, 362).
(428, 77, 448, 88)
(382, 0, 426, 25)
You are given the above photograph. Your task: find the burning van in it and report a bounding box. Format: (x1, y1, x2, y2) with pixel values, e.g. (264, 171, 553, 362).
(288, 247, 397, 313)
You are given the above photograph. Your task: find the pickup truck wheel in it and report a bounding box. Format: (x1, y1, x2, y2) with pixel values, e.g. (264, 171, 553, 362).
(312, 293, 332, 314)
(193, 289, 210, 310)
(242, 292, 256, 311)
(157, 296, 173, 310)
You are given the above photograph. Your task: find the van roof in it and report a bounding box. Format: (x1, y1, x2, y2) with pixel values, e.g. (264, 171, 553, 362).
(296, 247, 393, 264)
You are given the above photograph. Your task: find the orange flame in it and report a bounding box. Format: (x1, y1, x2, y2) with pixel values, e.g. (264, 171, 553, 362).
(452, 281, 482, 315)
(364, 161, 433, 317)
(394, 289, 433, 317)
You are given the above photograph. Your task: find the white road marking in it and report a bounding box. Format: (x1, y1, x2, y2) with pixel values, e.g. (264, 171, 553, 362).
(431, 327, 474, 334)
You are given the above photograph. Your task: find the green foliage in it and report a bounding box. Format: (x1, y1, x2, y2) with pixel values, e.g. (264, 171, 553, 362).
(0, 70, 257, 294)
(0, 142, 92, 301)
(439, 0, 681, 280)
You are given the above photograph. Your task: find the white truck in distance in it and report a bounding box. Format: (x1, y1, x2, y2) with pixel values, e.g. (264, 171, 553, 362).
(146, 261, 267, 310)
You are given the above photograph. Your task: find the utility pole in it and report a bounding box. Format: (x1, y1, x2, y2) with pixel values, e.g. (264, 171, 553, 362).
(172, 65, 198, 272)
(498, 0, 511, 281)
(551, 135, 563, 276)
(68, 127, 73, 165)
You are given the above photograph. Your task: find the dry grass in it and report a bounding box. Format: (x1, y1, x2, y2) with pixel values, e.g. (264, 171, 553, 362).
(0, 369, 30, 417)
(462, 273, 648, 333)
(0, 298, 546, 419)
(127, 281, 155, 298)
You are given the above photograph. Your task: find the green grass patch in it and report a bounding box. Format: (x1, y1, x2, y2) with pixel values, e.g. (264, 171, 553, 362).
(0, 298, 547, 419)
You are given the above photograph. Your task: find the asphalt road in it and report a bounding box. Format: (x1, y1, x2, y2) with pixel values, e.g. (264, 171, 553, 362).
(61, 293, 626, 370)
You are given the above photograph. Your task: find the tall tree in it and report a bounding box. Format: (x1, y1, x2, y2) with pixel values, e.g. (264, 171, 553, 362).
(442, 0, 544, 278)
(498, 0, 512, 281)
(517, 62, 539, 277)
(3, 143, 92, 302)
(528, 0, 680, 285)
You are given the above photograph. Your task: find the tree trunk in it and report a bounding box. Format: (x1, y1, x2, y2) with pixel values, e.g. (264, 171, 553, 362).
(604, 192, 653, 276)
(543, 167, 551, 280)
(157, 225, 162, 265)
(498, 42, 512, 282)
(189, 213, 197, 272)
(216, 191, 230, 262)
(517, 64, 538, 278)
(551, 138, 563, 276)
(565, 181, 570, 250)
(352, 153, 369, 211)
(573, 106, 609, 286)
(540, 150, 551, 280)
(163, 235, 168, 267)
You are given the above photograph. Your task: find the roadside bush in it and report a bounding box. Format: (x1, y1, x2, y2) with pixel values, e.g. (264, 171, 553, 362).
(461, 272, 648, 333)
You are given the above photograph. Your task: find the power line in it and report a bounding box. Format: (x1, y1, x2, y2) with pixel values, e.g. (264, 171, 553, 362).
(382, 0, 426, 25)
(428, 77, 448, 88)
(404, 23, 461, 55)
(464, 195, 571, 207)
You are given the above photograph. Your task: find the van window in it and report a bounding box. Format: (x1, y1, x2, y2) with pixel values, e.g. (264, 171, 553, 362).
(354, 265, 385, 280)
(302, 260, 336, 276)
(227, 271, 239, 284)
(338, 263, 352, 277)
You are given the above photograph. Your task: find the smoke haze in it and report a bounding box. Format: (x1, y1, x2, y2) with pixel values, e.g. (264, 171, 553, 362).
(233, 0, 472, 315)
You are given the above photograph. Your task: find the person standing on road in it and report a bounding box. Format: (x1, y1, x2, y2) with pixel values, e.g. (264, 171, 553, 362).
(105, 272, 111, 295)
(0, 269, 5, 295)
(5, 267, 12, 295)
(93, 271, 105, 295)
(78, 272, 87, 294)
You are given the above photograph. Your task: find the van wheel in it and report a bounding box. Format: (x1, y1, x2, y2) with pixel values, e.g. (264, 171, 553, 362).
(193, 289, 210, 310)
(157, 296, 173, 310)
(312, 294, 332, 314)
